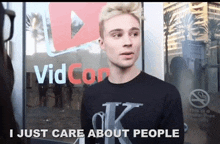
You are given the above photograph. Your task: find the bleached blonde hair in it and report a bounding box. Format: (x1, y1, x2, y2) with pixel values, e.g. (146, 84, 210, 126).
(99, 2, 143, 38)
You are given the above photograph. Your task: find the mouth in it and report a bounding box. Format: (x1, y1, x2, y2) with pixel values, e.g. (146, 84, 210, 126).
(120, 52, 134, 59)
(120, 52, 134, 55)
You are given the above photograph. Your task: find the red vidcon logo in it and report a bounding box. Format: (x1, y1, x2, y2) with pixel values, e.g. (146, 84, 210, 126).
(38, 2, 110, 85)
(43, 2, 106, 57)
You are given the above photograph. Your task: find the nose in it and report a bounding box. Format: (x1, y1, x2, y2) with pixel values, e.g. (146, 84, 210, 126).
(123, 34, 132, 47)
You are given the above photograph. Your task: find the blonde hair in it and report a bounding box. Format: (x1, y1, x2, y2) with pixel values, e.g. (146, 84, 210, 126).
(99, 2, 143, 38)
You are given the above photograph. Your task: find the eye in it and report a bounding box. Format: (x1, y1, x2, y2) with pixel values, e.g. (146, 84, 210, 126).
(130, 31, 139, 37)
(112, 33, 122, 38)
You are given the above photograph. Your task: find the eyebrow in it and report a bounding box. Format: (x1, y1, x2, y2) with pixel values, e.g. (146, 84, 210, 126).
(108, 27, 140, 34)
(109, 29, 123, 34)
(130, 27, 140, 31)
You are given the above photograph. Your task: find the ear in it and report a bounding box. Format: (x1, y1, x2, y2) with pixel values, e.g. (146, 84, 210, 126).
(98, 37, 105, 51)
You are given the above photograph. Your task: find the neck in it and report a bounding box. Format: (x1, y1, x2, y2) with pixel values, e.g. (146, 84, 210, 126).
(108, 64, 141, 84)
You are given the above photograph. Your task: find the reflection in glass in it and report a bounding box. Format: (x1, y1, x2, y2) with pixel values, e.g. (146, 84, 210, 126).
(26, 13, 44, 54)
(164, 2, 220, 144)
(71, 11, 84, 39)
(164, 10, 177, 81)
(25, 2, 109, 143)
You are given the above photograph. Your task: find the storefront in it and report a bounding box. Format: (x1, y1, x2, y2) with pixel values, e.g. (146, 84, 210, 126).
(3, 2, 220, 144)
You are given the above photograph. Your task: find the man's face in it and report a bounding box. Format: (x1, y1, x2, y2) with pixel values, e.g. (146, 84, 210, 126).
(99, 14, 141, 69)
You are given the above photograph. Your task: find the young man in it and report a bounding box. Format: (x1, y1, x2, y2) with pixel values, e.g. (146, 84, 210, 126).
(81, 2, 184, 144)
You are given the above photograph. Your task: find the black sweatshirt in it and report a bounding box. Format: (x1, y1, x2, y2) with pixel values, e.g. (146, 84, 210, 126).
(81, 71, 184, 144)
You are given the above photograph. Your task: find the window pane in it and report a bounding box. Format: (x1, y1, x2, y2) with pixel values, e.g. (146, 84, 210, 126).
(25, 2, 109, 143)
(163, 2, 220, 144)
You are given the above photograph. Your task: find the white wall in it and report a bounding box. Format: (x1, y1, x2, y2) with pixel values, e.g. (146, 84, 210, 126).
(8, 2, 23, 129)
(144, 3, 164, 80)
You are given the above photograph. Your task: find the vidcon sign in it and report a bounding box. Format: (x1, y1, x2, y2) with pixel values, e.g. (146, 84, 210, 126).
(42, 2, 106, 57)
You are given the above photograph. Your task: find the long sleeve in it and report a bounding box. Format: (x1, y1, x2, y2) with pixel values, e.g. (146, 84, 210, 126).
(158, 85, 184, 144)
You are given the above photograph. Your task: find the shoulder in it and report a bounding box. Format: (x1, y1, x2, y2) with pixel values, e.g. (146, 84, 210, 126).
(140, 72, 180, 99)
(85, 78, 106, 92)
(140, 72, 177, 89)
(82, 78, 108, 101)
